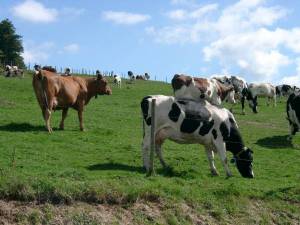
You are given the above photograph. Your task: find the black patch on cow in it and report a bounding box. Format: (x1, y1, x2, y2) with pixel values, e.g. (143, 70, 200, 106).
(212, 129, 217, 139)
(141, 96, 152, 125)
(220, 122, 229, 140)
(168, 103, 181, 122)
(177, 100, 187, 105)
(220, 121, 244, 155)
(199, 119, 214, 136)
(229, 117, 235, 124)
(180, 112, 201, 133)
(287, 93, 300, 135)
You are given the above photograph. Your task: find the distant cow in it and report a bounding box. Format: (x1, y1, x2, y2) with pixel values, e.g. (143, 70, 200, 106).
(276, 85, 293, 102)
(145, 73, 150, 80)
(5, 65, 23, 78)
(136, 75, 146, 80)
(286, 93, 300, 140)
(32, 68, 112, 132)
(5, 65, 11, 77)
(42, 66, 57, 73)
(113, 75, 121, 88)
(171, 74, 235, 106)
(63, 67, 71, 76)
(141, 95, 254, 178)
(244, 83, 276, 113)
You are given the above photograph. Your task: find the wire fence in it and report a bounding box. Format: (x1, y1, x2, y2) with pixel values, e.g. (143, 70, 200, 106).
(23, 63, 170, 83)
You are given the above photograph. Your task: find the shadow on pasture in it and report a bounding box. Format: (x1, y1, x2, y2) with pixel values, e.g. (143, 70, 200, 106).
(255, 135, 293, 149)
(86, 163, 145, 174)
(0, 122, 46, 132)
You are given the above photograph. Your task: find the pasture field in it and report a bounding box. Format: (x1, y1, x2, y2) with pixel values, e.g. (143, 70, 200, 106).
(0, 72, 299, 224)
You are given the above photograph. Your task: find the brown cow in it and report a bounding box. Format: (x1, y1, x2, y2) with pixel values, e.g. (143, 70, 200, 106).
(171, 74, 235, 106)
(32, 68, 112, 133)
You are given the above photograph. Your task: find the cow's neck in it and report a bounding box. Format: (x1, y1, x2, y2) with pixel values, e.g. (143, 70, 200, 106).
(85, 78, 98, 104)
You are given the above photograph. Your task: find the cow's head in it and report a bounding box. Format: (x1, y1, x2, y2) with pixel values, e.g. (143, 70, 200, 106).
(95, 75, 112, 96)
(232, 147, 254, 178)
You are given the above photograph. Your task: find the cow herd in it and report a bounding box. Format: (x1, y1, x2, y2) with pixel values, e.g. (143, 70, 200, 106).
(4, 65, 23, 78)
(2, 67, 300, 178)
(141, 74, 300, 178)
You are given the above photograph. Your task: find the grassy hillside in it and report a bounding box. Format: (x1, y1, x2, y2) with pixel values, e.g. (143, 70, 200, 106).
(0, 72, 299, 224)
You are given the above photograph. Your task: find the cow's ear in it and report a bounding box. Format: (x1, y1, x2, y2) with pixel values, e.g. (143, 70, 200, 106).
(97, 74, 103, 80)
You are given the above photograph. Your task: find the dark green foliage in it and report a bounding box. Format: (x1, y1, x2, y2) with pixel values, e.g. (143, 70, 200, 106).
(0, 19, 25, 67)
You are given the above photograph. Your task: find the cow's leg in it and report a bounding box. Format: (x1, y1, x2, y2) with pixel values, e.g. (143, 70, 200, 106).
(266, 97, 270, 106)
(214, 140, 232, 177)
(241, 96, 245, 115)
(59, 108, 69, 130)
(205, 146, 219, 176)
(273, 95, 277, 107)
(155, 145, 167, 169)
(78, 109, 84, 131)
(44, 109, 52, 133)
(155, 129, 168, 169)
(288, 123, 298, 141)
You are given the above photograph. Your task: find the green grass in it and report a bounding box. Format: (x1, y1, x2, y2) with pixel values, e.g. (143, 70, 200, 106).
(0, 72, 299, 224)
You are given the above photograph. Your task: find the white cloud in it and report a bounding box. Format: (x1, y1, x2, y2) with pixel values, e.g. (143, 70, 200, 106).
(12, 0, 58, 23)
(166, 9, 187, 20)
(22, 42, 55, 64)
(280, 58, 300, 86)
(63, 43, 80, 53)
(102, 11, 150, 25)
(166, 4, 218, 21)
(147, 0, 300, 81)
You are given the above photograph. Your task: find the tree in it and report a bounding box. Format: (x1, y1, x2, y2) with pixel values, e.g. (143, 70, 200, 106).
(0, 19, 25, 68)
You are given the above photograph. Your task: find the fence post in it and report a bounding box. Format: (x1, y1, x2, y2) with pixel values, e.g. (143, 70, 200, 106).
(148, 98, 156, 176)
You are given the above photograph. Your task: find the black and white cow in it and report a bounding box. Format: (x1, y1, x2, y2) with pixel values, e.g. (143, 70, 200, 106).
(242, 83, 276, 113)
(286, 93, 300, 140)
(276, 85, 293, 102)
(141, 95, 254, 178)
(171, 74, 236, 106)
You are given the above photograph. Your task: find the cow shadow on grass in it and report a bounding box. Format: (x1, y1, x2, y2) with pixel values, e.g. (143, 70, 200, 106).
(87, 163, 145, 174)
(86, 163, 193, 178)
(0, 122, 46, 132)
(255, 135, 293, 149)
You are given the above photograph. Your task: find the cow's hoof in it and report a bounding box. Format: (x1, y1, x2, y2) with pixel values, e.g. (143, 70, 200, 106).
(59, 126, 64, 130)
(80, 128, 85, 131)
(226, 173, 233, 178)
(242, 112, 246, 115)
(211, 170, 219, 176)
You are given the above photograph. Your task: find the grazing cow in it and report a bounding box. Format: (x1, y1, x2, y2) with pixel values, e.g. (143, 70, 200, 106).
(113, 75, 122, 88)
(145, 73, 150, 80)
(32, 68, 112, 133)
(5, 65, 11, 77)
(244, 83, 276, 113)
(141, 95, 254, 178)
(286, 93, 300, 140)
(171, 74, 236, 106)
(212, 75, 231, 86)
(136, 75, 146, 80)
(276, 84, 293, 102)
(63, 67, 72, 76)
(5, 65, 23, 78)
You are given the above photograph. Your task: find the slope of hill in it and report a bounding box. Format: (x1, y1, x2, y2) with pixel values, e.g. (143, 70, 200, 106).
(0, 72, 299, 224)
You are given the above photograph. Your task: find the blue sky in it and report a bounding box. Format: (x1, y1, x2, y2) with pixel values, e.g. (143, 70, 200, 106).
(1, 0, 300, 84)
